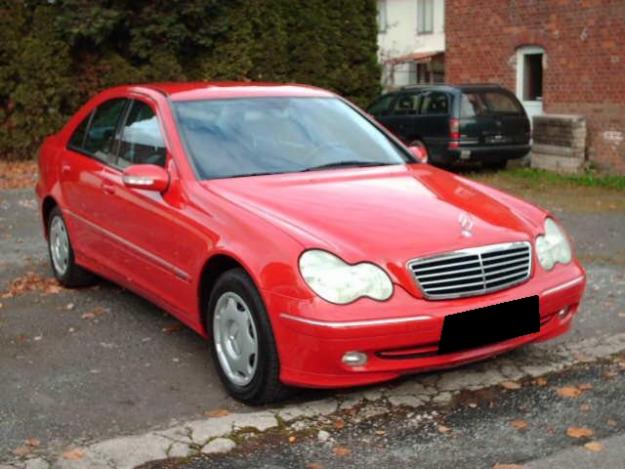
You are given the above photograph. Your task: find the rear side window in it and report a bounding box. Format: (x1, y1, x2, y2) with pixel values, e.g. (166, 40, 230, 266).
(117, 101, 167, 168)
(368, 95, 395, 116)
(420, 92, 449, 115)
(461, 91, 524, 117)
(82, 99, 128, 162)
(68, 113, 92, 150)
(390, 93, 421, 115)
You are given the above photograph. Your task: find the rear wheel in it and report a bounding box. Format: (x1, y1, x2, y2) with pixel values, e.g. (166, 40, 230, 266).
(207, 268, 291, 405)
(47, 207, 96, 287)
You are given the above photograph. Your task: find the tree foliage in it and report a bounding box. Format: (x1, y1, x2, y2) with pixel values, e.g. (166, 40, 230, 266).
(0, 0, 380, 160)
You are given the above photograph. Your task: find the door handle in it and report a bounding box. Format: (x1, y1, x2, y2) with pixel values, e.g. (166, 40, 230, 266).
(101, 182, 115, 195)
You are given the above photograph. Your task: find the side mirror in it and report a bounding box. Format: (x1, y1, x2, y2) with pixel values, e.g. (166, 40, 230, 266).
(122, 164, 170, 192)
(408, 144, 429, 164)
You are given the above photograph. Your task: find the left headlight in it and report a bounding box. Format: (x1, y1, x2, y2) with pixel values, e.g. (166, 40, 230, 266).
(299, 250, 394, 304)
(535, 218, 572, 271)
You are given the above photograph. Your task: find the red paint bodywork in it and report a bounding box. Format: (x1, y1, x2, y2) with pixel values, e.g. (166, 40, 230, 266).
(36, 83, 586, 389)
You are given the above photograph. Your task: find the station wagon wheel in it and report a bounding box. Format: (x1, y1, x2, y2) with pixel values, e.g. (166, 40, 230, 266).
(207, 268, 292, 404)
(47, 207, 96, 287)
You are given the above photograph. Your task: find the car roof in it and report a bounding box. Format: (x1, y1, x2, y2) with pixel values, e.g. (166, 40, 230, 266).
(396, 83, 507, 94)
(131, 82, 335, 101)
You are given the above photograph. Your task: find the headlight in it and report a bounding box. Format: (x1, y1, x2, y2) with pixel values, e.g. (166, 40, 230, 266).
(535, 218, 572, 270)
(299, 250, 393, 304)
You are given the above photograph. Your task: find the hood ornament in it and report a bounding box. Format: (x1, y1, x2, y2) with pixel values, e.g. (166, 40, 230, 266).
(458, 212, 474, 238)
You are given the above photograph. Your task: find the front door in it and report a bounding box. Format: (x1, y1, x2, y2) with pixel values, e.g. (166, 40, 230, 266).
(516, 46, 545, 126)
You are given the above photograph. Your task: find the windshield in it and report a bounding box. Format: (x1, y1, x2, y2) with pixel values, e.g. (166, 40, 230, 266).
(172, 97, 412, 179)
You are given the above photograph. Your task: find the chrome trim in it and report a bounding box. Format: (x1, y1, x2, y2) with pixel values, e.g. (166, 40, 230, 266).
(66, 209, 191, 282)
(542, 276, 585, 296)
(407, 241, 532, 300)
(280, 313, 431, 329)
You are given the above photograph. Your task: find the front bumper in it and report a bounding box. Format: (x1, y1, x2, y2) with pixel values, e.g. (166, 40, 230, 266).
(266, 262, 585, 388)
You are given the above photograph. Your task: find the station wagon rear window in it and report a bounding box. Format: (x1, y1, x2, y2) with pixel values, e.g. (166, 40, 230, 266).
(461, 91, 524, 117)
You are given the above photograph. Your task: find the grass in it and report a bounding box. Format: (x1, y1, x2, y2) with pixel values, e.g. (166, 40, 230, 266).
(480, 168, 625, 191)
(467, 167, 625, 213)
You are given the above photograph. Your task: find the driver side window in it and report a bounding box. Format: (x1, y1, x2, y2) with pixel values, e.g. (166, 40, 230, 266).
(117, 100, 167, 168)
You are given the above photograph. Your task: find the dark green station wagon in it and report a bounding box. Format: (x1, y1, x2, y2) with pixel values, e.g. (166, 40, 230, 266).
(367, 84, 531, 169)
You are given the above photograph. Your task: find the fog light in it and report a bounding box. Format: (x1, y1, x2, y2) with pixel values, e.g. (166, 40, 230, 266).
(558, 307, 569, 318)
(342, 351, 368, 366)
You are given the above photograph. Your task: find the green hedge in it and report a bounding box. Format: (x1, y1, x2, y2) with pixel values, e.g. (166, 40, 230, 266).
(0, 0, 380, 160)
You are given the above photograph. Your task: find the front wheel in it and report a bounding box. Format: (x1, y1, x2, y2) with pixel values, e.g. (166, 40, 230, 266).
(207, 268, 291, 405)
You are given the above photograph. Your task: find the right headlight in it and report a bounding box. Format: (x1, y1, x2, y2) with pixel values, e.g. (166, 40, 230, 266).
(535, 218, 572, 270)
(298, 250, 393, 304)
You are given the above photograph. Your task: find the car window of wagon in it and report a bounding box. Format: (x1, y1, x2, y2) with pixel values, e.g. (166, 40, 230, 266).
(172, 97, 414, 180)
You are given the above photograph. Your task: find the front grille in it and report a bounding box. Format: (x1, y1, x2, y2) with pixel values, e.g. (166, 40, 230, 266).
(408, 242, 532, 300)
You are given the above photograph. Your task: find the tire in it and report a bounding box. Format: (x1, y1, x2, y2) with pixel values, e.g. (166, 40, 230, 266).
(47, 206, 96, 287)
(207, 268, 292, 405)
(483, 159, 508, 170)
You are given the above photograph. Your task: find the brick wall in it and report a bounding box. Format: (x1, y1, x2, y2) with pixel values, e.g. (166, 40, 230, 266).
(445, 0, 625, 173)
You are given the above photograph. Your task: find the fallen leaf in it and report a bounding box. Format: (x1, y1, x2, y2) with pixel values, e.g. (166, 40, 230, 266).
(204, 409, 230, 418)
(583, 441, 604, 452)
(288, 436, 296, 443)
(578, 383, 593, 391)
(1, 272, 63, 298)
(12, 445, 32, 457)
(437, 425, 451, 433)
(534, 377, 548, 386)
(501, 381, 521, 390)
(332, 446, 351, 457)
(334, 418, 345, 430)
(493, 464, 525, 469)
(603, 370, 618, 379)
(607, 419, 617, 427)
(25, 438, 40, 448)
(557, 386, 582, 398)
(62, 448, 85, 460)
(306, 463, 324, 469)
(511, 419, 528, 430)
(375, 430, 386, 436)
(566, 426, 594, 439)
(0, 161, 38, 190)
(81, 307, 106, 320)
(162, 323, 183, 334)
(580, 403, 591, 412)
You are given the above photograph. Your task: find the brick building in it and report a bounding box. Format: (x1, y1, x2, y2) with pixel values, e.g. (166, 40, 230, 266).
(445, 0, 625, 173)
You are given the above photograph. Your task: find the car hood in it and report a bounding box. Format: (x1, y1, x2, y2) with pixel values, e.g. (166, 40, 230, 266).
(202, 164, 544, 286)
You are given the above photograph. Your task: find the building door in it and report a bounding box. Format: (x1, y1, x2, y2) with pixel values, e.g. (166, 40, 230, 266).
(516, 46, 544, 125)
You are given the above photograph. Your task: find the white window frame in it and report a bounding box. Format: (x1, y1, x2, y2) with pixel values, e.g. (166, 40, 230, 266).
(417, 0, 434, 34)
(378, 0, 388, 33)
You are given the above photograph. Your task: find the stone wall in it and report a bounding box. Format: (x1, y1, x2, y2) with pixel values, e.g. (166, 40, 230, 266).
(531, 115, 587, 173)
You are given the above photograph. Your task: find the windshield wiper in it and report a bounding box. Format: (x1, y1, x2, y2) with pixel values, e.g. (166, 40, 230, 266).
(302, 161, 395, 172)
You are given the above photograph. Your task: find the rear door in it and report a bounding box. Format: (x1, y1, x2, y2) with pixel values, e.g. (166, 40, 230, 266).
(459, 89, 530, 147)
(417, 90, 452, 155)
(374, 91, 422, 143)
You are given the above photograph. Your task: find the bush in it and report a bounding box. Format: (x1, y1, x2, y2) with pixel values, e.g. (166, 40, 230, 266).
(0, 0, 381, 160)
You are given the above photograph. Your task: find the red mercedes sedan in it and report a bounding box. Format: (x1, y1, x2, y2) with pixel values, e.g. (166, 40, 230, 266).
(36, 83, 586, 404)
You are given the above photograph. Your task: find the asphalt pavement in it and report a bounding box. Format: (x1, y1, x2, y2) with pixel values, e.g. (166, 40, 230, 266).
(1, 185, 624, 467)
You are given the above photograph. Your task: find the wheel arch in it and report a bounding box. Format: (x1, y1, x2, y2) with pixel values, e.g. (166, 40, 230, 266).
(41, 196, 59, 239)
(198, 253, 257, 335)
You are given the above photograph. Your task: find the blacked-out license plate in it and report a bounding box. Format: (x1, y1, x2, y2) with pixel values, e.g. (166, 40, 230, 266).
(439, 296, 540, 354)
